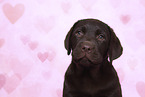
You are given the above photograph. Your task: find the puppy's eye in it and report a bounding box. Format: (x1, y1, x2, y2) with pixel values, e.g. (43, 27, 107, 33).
(96, 34, 105, 40)
(75, 30, 84, 37)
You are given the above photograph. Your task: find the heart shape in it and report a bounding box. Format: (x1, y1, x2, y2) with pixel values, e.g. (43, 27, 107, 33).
(10, 58, 33, 79)
(3, 74, 21, 94)
(136, 30, 145, 45)
(117, 68, 125, 83)
(0, 74, 6, 89)
(20, 83, 42, 97)
(28, 41, 38, 50)
(35, 16, 55, 33)
(56, 89, 62, 97)
(42, 71, 51, 80)
(120, 15, 131, 24)
(0, 38, 5, 48)
(37, 52, 49, 62)
(140, 0, 145, 7)
(47, 50, 56, 61)
(127, 59, 138, 70)
(0, 54, 12, 73)
(79, 0, 96, 11)
(125, 33, 141, 50)
(109, 0, 121, 8)
(61, 2, 71, 13)
(3, 3, 25, 24)
(136, 81, 145, 97)
(20, 35, 31, 45)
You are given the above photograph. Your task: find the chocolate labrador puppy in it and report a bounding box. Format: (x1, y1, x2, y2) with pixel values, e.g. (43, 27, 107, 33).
(63, 19, 123, 97)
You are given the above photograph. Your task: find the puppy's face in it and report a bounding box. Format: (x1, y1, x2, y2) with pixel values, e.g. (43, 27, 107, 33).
(65, 19, 123, 67)
(70, 20, 110, 66)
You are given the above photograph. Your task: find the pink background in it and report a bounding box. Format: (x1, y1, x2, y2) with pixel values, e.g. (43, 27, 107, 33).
(0, 0, 145, 97)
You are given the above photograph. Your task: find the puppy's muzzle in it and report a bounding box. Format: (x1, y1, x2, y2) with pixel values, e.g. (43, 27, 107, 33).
(81, 41, 95, 53)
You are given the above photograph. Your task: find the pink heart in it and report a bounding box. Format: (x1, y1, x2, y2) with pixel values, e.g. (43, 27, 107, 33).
(20, 35, 31, 45)
(140, 0, 145, 7)
(136, 81, 145, 97)
(124, 33, 141, 50)
(120, 15, 131, 24)
(35, 16, 55, 33)
(61, 2, 71, 13)
(0, 54, 12, 73)
(20, 83, 42, 97)
(28, 41, 38, 50)
(3, 3, 25, 24)
(109, 0, 121, 8)
(37, 52, 49, 62)
(0, 38, 5, 48)
(42, 71, 51, 80)
(47, 50, 56, 61)
(0, 74, 6, 89)
(79, 0, 96, 11)
(4, 74, 21, 94)
(127, 59, 138, 70)
(117, 68, 125, 83)
(56, 89, 62, 97)
(136, 30, 145, 45)
(10, 58, 32, 79)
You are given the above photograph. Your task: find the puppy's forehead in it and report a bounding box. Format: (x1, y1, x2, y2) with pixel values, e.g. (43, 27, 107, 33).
(74, 19, 108, 31)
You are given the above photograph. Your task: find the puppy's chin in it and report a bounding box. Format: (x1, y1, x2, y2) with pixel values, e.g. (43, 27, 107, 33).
(78, 57, 92, 67)
(73, 57, 95, 68)
(72, 51, 104, 67)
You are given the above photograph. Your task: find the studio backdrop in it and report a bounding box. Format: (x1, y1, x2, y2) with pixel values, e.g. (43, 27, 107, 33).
(0, 0, 145, 97)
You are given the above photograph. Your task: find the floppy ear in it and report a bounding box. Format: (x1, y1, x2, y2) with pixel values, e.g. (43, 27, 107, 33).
(108, 27, 123, 62)
(64, 27, 74, 55)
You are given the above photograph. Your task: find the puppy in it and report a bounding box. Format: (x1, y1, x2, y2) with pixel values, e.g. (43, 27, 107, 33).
(63, 19, 123, 97)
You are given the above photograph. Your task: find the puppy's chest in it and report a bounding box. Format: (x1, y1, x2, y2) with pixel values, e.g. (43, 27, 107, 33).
(72, 74, 107, 94)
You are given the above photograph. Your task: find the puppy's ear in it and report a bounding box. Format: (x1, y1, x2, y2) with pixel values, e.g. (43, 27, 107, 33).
(64, 26, 74, 55)
(108, 27, 123, 62)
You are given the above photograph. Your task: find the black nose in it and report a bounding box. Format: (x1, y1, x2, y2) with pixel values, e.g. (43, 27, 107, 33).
(81, 41, 94, 53)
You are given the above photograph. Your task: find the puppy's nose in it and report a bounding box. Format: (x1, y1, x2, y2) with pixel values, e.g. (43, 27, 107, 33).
(81, 41, 94, 53)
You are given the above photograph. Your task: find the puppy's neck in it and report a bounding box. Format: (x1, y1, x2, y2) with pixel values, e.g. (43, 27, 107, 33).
(71, 59, 111, 78)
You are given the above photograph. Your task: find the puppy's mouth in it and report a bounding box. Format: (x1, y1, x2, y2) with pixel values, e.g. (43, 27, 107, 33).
(74, 54, 95, 67)
(72, 50, 103, 67)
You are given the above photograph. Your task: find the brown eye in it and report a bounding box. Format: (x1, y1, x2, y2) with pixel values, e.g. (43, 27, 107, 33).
(96, 34, 105, 40)
(75, 30, 84, 37)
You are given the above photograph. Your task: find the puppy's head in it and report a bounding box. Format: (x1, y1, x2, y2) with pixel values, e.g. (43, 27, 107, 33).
(65, 19, 123, 67)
